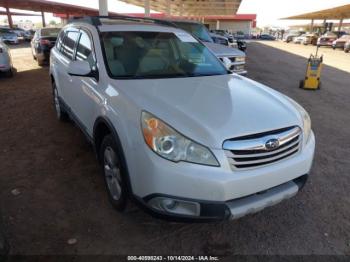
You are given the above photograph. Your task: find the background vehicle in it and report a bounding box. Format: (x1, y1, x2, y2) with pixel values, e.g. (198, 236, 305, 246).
(0, 28, 19, 44)
(211, 29, 246, 52)
(302, 33, 318, 45)
(283, 34, 298, 43)
(293, 34, 306, 44)
(332, 34, 350, 49)
(317, 32, 337, 47)
(259, 34, 276, 40)
(210, 32, 229, 46)
(0, 39, 13, 77)
(31, 27, 60, 66)
(168, 20, 247, 74)
(344, 40, 350, 53)
(50, 16, 315, 221)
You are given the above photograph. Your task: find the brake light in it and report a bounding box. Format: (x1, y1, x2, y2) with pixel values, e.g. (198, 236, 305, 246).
(40, 39, 50, 45)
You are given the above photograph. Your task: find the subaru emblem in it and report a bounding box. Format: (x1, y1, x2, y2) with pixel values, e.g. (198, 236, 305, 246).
(265, 138, 280, 151)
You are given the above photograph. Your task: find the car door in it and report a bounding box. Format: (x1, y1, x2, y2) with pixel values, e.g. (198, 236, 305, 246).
(68, 28, 102, 135)
(54, 28, 80, 108)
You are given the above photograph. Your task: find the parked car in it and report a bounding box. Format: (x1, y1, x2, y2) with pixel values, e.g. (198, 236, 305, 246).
(0, 39, 13, 77)
(31, 27, 60, 66)
(0, 28, 19, 44)
(210, 32, 229, 46)
(332, 34, 350, 50)
(301, 33, 319, 45)
(210, 29, 246, 52)
(166, 20, 246, 74)
(259, 34, 276, 40)
(317, 32, 338, 47)
(50, 17, 315, 221)
(293, 34, 306, 44)
(211, 30, 235, 43)
(283, 33, 298, 43)
(344, 39, 350, 53)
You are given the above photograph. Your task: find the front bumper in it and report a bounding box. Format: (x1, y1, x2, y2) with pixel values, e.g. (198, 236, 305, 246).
(137, 174, 308, 221)
(130, 131, 315, 221)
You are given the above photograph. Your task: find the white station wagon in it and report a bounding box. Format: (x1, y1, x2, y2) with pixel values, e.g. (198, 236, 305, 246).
(50, 16, 315, 221)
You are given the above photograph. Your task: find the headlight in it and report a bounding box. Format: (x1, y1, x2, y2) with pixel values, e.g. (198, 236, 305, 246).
(235, 56, 245, 63)
(221, 57, 232, 70)
(141, 111, 219, 166)
(285, 97, 311, 144)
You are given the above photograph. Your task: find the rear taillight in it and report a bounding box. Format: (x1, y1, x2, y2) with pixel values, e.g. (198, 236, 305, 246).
(40, 39, 50, 45)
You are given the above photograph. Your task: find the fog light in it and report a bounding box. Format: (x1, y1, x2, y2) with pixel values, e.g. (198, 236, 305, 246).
(148, 197, 200, 217)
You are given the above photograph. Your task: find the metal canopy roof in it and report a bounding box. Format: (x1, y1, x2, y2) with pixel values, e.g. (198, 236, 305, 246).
(0, 0, 109, 16)
(0, 0, 242, 17)
(122, 0, 242, 16)
(283, 4, 350, 20)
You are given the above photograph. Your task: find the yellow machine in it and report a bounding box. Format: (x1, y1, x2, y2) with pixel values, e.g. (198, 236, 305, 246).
(299, 48, 323, 90)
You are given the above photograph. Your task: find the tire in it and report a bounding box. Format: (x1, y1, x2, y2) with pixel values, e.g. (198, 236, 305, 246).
(345, 49, 349, 53)
(299, 80, 305, 89)
(52, 81, 69, 121)
(38, 59, 44, 66)
(100, 134, 128, 211)
(318, 82, 322, 90)
(5, 69, 13, 78)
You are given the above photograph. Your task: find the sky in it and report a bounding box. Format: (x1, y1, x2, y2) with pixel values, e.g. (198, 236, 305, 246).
(1, 0, 350, 28)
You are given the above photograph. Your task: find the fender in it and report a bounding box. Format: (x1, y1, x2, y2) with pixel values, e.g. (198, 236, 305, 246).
(93, 116, 134, 196)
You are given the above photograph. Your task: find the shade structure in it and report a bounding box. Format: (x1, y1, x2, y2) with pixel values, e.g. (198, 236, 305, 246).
(121, 0, 242, 16)
(282, 4, 350, 20)
(0, 0, 104, 16)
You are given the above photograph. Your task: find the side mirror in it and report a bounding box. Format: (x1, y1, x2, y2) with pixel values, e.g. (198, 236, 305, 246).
(68, 60, 92, 77)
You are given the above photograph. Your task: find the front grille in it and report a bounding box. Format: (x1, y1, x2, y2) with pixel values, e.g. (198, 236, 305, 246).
(223, 126, 302, 169)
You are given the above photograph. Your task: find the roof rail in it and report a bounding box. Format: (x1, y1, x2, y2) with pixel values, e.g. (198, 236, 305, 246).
(67, 15, 178, 28)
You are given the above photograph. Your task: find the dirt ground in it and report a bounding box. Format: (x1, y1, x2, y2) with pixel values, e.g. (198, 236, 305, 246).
(257, 40, 350, 73)
(0, 42, 350, 256)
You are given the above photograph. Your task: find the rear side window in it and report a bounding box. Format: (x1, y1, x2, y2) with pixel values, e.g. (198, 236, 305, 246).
(56, 30, 65, 50)
(76, 31, 95, 66)
(61, 31, 79, 60)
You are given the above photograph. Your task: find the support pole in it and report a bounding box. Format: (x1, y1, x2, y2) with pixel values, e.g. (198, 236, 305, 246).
(310, 19, 314, 32)
(5, 6, 13, 29)
(144, 0, 150, 17)
(41, 10, 46, 27)
(338, 18, 343, 31)
(216, 20, 220, 30)
(99, 0, 108, 16)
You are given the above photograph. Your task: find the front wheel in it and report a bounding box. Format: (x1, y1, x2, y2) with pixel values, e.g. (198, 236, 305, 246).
(100, 135, 128, 211)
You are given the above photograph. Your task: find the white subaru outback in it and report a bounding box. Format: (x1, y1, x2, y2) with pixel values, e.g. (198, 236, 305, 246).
(50, 16, 315, 221)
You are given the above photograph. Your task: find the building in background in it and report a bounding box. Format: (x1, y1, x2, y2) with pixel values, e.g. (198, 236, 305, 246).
(203, 14, 257, 36)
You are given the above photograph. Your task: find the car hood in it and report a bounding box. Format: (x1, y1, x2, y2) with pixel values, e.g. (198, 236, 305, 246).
(204, 42, 245, 57)
(110, 75, 302, 149)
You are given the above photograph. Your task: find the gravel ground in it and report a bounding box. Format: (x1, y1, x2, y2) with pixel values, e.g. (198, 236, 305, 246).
(0, 42, 349, 256)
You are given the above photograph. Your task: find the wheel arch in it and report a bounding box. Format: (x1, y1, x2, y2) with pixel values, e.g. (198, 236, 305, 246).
(93, 116, 134, 195)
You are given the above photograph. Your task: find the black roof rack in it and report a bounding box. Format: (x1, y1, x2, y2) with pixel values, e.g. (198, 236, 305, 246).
(68, 15, 178, 28)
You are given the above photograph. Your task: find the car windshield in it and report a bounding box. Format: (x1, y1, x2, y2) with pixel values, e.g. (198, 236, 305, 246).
(172, 22, 213, 43)
(101, 31, 227, 79)
(41, 28, 60, 37)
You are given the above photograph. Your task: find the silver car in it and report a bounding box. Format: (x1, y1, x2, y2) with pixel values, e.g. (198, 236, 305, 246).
(0, 39, 13, 77)
(166, 20, 247, 75)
